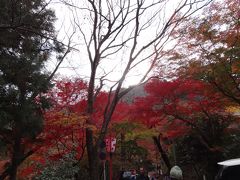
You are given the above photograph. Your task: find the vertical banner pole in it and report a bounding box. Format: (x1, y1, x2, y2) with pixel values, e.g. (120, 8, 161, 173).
(103, 161, 106, 180)
(109, 134, 113, 180)
(106, 134, 116, 180)
(109, 152, 113, 180)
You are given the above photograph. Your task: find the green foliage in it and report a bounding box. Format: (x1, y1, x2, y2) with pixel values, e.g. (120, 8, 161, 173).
(34, 154, 80, 180)
(113, 121, 157, 141)
(222, 131, 240, 158)
(0, 0, 63, 139)
(171, 0, 240, 105)
(111, 121, 155, 173)
(113, 121, 141, 133)
(123, 140, 148, 160)
(0, 1, 65, 178)
(126, 129, 157, 141)
(174, 114, 240, 179)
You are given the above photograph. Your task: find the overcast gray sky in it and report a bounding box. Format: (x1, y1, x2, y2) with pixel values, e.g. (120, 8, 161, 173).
(47, 0, 212, 88)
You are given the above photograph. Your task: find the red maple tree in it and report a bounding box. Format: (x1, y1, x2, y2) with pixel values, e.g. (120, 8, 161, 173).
(18, 78, 131, 177)
(130, 78, 236, 172)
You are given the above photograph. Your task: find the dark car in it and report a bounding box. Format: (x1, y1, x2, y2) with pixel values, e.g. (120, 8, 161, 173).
(215, 158, 240, 180)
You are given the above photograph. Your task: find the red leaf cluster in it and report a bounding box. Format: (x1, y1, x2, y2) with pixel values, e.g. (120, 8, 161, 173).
(130, 79, 228, 139)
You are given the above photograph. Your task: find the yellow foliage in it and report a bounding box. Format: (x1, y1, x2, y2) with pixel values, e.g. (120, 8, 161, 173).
(49, 112, 87, 127)
(226, 106, 240, 113)
(232, 61, 240, 73)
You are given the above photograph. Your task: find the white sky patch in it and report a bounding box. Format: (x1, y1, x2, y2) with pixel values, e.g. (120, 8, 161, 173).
(46, 0, 213, 88)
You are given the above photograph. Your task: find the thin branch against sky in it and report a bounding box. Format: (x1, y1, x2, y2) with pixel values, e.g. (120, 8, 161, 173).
(48, 0, 213, 88)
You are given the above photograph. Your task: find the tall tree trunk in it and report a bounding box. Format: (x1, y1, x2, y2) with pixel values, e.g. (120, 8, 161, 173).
(120, 133, 125, 166)
(152, 135, 172, 173)
(9, 134, 22, 180)
(0, 149, 34, 179)
(86, 66, 100, 180)
(86, 129, 99, 180)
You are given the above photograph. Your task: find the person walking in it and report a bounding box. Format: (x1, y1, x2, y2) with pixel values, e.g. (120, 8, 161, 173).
(136, 167, 149, 180)
(130, 169, 137, 180)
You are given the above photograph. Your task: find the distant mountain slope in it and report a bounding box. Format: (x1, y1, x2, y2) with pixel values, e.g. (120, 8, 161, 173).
(121, 84, 147, 104)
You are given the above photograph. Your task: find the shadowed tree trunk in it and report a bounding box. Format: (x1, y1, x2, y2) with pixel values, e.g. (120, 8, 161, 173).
(153, 134, 172, 173)
(9, 134, 22, 180)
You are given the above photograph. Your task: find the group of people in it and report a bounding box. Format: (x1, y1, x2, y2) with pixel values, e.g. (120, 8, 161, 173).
(119, 165, 183, 180)
(119, 168, 149, 180)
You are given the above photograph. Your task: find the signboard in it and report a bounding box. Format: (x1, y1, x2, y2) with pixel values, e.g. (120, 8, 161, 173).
(105, 136, 116, 153)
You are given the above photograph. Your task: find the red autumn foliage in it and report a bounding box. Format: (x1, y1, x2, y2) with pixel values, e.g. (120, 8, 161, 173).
(39, 79, 89, 159)
(19, 78, 131, 178)
(130, 79, 228, 139)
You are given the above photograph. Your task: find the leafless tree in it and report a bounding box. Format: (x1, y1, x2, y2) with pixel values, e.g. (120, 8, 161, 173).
(60, 0, 213, 179)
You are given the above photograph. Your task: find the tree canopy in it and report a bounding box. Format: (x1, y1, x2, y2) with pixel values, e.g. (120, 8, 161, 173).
(0, 0, 65, 179)
(1, 0, 240, 179)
